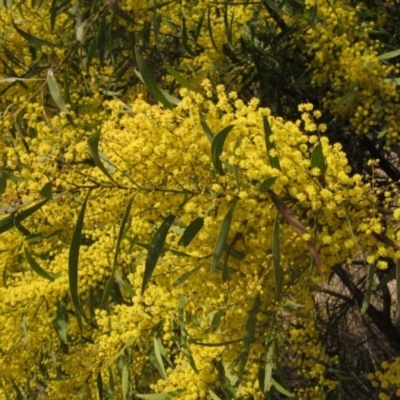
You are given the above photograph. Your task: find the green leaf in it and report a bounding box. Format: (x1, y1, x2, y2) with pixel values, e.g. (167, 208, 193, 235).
(193, 9, 206, 42)
(0, 198, 49, 235)
(207, 6, 219, 51)
(178, 217, 204, 246)
(24, 247, 60, 282)
(181, 18, 196, 56)
(122, 364, 129, 400)
(0, 170, 32, 183)
(21, 314, 28, 344)
(338, 84, 358, 106)
(384, 77, 400, 85)
(0, 169, 7, 195)
(136, 391, 184, 400)
(87, 131, 119, 186)
(378, 49, 400, 60)
(263, 340, 274, 392)
(108, 0, 135, 23)
(259, 177, 277, 192)
(53, 301, 68, 344)
(142, 215, 175, 294)
(115, 270, 135, 298)
(397, 260, 400, 309)
(68, 193, 90, 329)
(311, 143, 327, 174)
(375, 268, 395, 291)
(178, 295, 198, 373)
(47, 69, 70, 114)
(50, 0, 57, 31)
(86, 35, 97, 72)
(361, 262, 376, 314)
(240, 294, 261, 375)
(211, 125, 234, 175)
(272, 216, 283, 301)
(97, 15, 107, 66)
(200, 112, 214, 143)
(165, 64, 198, 92)
(263, 116, 281, 171)
(101, 195, 135, 307)
(97, 371, 104, 400)
(271, 378, 295, 397)
(154, 338, 168, 380)
(12, 19, 61, 47)
(173, 266, 201, 286)
(268, 190, 321, 271)
(208, 389, 222, 400)
(211, 199, 238, 272)
(39, 182, 52, 200)
(135, 48, 173, 109)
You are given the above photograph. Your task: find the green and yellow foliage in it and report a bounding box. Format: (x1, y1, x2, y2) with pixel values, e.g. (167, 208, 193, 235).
(0, 0, 400, 398)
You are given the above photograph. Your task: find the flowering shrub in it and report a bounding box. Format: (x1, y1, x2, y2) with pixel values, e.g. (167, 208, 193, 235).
(1, 0, 400, 398)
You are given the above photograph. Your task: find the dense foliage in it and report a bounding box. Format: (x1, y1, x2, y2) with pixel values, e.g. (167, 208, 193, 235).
(0, 0, 400, 398)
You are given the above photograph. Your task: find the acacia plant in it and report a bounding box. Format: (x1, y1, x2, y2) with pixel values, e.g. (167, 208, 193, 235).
(0, 0, 400, 398)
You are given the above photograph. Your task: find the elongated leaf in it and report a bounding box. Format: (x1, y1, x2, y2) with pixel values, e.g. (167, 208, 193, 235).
(39, 182, 52, 200)
(397, 260, 400, 309)
(268, 190, 321, 273)
(178, 217, 204, 246)
(68, 193, 90, 327)
(194, 9, 206, 42)
(142, 215, 175, 294)
(338, 84, 358, 106)
(378, 49, 400, 60)
(311, 142, 327, 174)
(211, 125, 234, 175)
(50, 0, 57, 31)
(200, 112, 214, 143)
(101, 195, 135, 307)
(263, 116, 281, 170)
(12, 19, 60, 47)
(0, 170, 32, 183)
(272, 216, 283, 300)
(178, 295, 198, 373)
(97, 371, 104, 400)
(47, 69, 69, 113)
(115, 270, 135, 298)
(208, 389, 222, 400)
(0, 198, 49, 235)
(135, 48, 173, 109)
(240, 294, 261, 375)
(207, 6, 219, 51)
(0, 169, 7, 195)
(384, 77, 400, 85)
(263, 344, 274, 392)
(24, 247, 59, 281)
(361, 262, 376, 314)
(375, 268, 395, 292)
(21, 314, 28, 344)
(87, 131, 119, 186)
(271, 378, 294, 397)
(222, 232, 243, 282)
(259, 177, 277, 192)
(173, 266, 201, 286)
(372, 232, 400, 250)
(182, 18, 196, 56)
(211, 199, 238, 272)
(122, 364, 129, 399)
(53, 301, 68, 344)
(154, 338, 168, 380)
(0, 77, 43, 83)
(108, 0, 135, 23)
(165, 64, 198, 92)
(136, 391, 184, 400)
